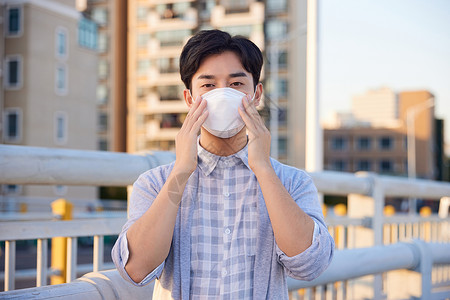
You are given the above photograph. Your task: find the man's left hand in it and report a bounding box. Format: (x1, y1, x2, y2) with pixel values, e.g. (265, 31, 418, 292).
(238, 94, 272, 173)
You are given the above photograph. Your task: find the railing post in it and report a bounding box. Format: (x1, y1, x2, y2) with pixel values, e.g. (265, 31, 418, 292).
(51, 198, 73, 285)
(93, 235, 104, 272)
(348, 172, 386, 299)
(371, 175, 386, 299)
(36, 238, 48, 287)
(413, 239, 432, 299)
(4, 240, 16, 291)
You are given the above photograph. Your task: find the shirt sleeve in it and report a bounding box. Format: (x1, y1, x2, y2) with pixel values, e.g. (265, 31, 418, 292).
(111, 231, 165, 286)
(111, 164, 173, 286)
(275, 168, 334, 281)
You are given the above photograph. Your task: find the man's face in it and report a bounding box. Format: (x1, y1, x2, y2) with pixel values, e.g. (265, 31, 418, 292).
(188, 51, 256, 101)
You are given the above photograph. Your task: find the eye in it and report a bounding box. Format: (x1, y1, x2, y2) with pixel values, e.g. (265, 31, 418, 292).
(230, 82, 243, 87)
(201, 83, 215, 88)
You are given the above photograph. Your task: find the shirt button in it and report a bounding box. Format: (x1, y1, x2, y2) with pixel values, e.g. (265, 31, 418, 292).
(222, 269, 228, 277)
(225, 228, 231, 235)
(224, 192, 230, 197)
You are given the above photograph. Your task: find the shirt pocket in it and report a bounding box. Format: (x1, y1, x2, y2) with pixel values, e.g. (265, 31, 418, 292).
(243, 201, 258, 256)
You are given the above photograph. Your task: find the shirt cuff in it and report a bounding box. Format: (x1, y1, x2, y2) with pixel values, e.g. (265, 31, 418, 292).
(312, 220, 319, 243)
(114, 232, 165, 286)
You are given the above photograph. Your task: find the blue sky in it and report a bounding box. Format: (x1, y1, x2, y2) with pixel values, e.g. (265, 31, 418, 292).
(319, 0, 450, 145)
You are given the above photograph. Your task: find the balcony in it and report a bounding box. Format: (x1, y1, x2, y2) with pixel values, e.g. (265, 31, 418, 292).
(143, 66, 181, 86)
(146, 34, 192, 56)
(146, 7, 197, 32)
(211, 2, 264, 27)
(0, 145, 450, 299)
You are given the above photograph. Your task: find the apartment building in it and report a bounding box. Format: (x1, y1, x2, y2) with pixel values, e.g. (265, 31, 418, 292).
(0, 0, 98, 209)
(264, 0, 289, 162)
(127, 0, 264, 154)
(324, 89, 440, 180)
(85, 0, 127, 152)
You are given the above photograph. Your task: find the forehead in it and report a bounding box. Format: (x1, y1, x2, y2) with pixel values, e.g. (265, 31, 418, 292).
(194, 51, 249, 78)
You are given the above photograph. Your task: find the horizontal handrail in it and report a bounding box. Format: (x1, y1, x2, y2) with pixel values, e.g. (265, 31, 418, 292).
(1, 145, 450, 198)
(0, 145, 176, 186)
(1, 241, 448, 299)
(287, 241, 450, 290)
(0, 218, 126, 241)
(0, 263, 115, 281)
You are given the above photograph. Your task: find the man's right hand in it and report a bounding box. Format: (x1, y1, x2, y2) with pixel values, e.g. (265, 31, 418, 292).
(173, 95, 208, 175)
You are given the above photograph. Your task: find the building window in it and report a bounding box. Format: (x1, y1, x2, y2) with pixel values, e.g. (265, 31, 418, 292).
(155, 29, 191, 47)
(54, 185, 67, 196)
(278, 137, 287, 156)
(3, 108, 22, 142)
(98, 59, 109, 79)
(137, 59, 152, 75)
(4, 55, 22, 89)
(157, 85, 183, 101)
(91, 7, 108, 26)
(55, 63, 68, 95)
(332, 160, 347, 172)
(222, 0, 250, 13)
(137, 6, 148, 21)
(98, 32, 109, 53)
(379, 136, 393, 150)
(277, 108, 287, 127)
(98, 138, 108, 151)
(54, 112, 68, 145)
(278, 79, 288, 98)
(78, 17, 98, 50)
(137, 33, 150, 48)
(356, 160, 372, 171)
(160, 113, 183, 128)
(157, 57, 179, 74)
(55, 27, 68, 59)
(220, 25, 252, 38)
(97, 85, 108, 105)
(266, 20, 287, 40)
(98, 112, 108, 132)
(278, 51, 288, 69)
(356, 136, 371, 150)
(379, 160, 393, 173)
(199, 0, 215, 18)
(6, 6, 22, 37)
(331, 136, 348, 151)
(2, 184, 22, 195)
(266, 0, 287, 13)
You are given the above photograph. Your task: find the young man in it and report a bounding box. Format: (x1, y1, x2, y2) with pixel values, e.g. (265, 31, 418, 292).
(112, 30, 334, 299)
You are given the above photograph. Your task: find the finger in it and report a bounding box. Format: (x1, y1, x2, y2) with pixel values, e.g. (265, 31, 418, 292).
(185, 97, 207, 128)
(243, 95, 262, 120)
(186, 95, 203, 118)
(238, 106, 257, 134)
(189, 98, 207, 124)
(190, 110, 209, 134)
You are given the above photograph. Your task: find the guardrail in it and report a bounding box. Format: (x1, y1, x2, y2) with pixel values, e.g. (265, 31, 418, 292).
(1, 241, 449, 300)
(1, 145, 450, 299)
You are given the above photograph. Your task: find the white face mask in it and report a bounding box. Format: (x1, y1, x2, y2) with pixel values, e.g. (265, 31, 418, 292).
(192, 88, 255, 138)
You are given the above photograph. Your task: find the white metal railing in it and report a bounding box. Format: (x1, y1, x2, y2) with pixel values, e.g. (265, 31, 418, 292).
(1, 241, 449, 300)
(1, 144, 450, 298)
(0, 217, 125, 289)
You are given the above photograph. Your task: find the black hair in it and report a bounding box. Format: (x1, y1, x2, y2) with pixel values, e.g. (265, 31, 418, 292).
(179, 29, 263, 90)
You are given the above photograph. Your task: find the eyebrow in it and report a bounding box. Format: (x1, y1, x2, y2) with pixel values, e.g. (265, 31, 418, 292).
(196, 72, 248, 80)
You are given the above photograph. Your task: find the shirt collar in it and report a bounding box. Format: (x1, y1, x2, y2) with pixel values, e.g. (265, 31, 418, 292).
(197, 136, 251, 176)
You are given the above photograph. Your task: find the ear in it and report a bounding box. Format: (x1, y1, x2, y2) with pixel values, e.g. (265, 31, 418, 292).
(183, 89, 194, 108)
(253, 83, 263, 107)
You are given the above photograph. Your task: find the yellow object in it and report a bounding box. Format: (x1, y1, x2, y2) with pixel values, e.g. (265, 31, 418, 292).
(420, 206, 432, 217)
(322, 204, 328, 217)
(384, 205, 396, 216)
(20, 203, 27, 213)
(51, 199, 73, 285)
(334, 203, 347, 216)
